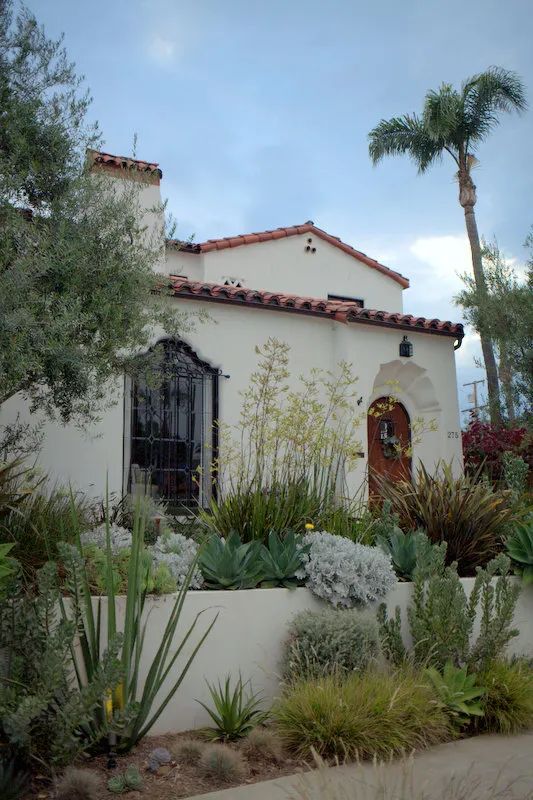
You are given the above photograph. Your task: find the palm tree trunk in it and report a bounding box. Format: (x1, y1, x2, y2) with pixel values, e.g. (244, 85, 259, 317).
(459, 172, 502, 425)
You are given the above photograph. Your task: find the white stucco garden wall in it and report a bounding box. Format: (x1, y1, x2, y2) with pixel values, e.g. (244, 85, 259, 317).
(100, 581, 533, 735)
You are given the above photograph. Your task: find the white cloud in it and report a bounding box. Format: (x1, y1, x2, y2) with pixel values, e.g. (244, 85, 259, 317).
(409, 234, 473, 295)
(147, 35, 178, 66)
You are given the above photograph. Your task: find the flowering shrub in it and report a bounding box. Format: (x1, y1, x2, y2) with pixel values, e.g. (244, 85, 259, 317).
(296, 531, 396, 607)
(81, 523, 132, 554)
(150, 532, 202, 589)
(462, 419, 530, 481)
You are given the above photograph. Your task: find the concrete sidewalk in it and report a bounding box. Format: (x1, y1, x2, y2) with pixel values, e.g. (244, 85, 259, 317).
(188, 732, 533, 799)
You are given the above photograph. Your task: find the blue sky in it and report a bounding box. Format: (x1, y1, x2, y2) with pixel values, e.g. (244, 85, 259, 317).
(37, 0, 533, 417)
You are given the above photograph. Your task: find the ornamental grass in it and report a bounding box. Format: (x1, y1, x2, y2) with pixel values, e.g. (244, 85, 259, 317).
(274, 669, 452, 761)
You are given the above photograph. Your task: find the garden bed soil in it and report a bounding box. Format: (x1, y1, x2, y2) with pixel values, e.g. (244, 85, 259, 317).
(28, 731, 307, 799)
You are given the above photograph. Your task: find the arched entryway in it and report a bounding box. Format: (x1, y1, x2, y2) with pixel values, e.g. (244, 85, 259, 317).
(367, 397, 411, 498)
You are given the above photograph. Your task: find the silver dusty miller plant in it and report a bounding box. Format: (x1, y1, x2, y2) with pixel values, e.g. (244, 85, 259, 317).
(297, 531, 396, 608)
(81, 523, 132, 554)
(149, 532, 203, 589)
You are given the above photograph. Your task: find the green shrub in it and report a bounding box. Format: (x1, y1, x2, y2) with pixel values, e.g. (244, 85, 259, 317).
(201, 481, 324, 543)
(0, 563, 122, 771)
(274, 669, 451, 760)
(1, 483, 90, 578)
(241, 727, 283, 763)
(378, 553, 520, 671)
(198, 745, 246, 783)
(424, 662, 485, 730)
(502, 451, 529, 497)
(198, 532, 264, 589)
(476, 660, 533, 734)
(376, 462, 515, 574)
(197, 674, 268, 740)
(0, 758, 29, 800)
(55, 767, 100, 800)
(259, 530, 309, 588)
(283, 607, 381, 681)
(506, 516, 533, 585)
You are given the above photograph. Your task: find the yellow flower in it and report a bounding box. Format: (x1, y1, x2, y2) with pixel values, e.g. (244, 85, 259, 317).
(305, 523, 315, 530)
(104, 691, 114, 722)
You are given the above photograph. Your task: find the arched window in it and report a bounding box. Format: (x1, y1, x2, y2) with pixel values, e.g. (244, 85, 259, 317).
(127, 339, 219, 508)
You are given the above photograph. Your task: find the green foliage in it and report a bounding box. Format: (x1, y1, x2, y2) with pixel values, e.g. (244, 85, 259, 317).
(0, 542, 16, 596)
(283, 607, 381, 681)
(202, 339, 364, 542)
(502, 452, 530, 495)
(456, 240, 533, 419)
(377, 528, 440, 581)
(376, 461, 515, 574)
(60, 494, 216, 753)
(425, 663, 485, 730)
(274, 670, 451, 760)
(198, 532, 264, 590)
(0, 563, 122, 771)
(197, 674, 267, 741)
(0, 759, 29, 800)
(379, 554, 520, 672)
(377, 604, 407, 667)
(259, 530, 308, 588)
(476, 660, 533, 734)
(83, 543, 176, 595)
(56, 767, 100, 800)
(506, 517, 533, 585)
(0, 459, 37, 516)
(1, 483, 91, 578)
(0, 2, 193, 426)
(198, 745, 246, 783)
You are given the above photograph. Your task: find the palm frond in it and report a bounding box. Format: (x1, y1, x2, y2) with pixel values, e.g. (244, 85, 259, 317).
(423, 84, 463, 157)
(462, 66, 527, 144)
(368, 114, 442, 173)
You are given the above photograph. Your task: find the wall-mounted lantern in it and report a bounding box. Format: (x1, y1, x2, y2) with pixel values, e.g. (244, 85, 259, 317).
(399, 335, 413, 358)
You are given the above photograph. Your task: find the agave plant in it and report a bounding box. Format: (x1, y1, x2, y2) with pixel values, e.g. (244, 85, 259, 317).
(425, 662, 485, 729)
(375, 461, 514, 574)
(59, 490, 217, 752)
(506, 518, 533, 585)
(198, 531, 264, 589)
(197, 674, 268, 740)
(259, 530, 309, 588)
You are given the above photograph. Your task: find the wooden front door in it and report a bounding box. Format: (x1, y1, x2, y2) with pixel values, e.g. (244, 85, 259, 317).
(367, 397, 411, 498)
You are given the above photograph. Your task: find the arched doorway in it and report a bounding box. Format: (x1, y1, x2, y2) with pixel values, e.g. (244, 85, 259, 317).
(367, 397, 411, 498)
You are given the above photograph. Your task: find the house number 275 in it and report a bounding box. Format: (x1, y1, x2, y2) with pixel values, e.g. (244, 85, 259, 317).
(447, 431, 459, 439)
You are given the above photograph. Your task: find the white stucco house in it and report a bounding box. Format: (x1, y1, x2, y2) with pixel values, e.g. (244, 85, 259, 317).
(2, 150, 465, 506)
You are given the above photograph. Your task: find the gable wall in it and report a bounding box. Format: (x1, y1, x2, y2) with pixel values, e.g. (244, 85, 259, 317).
(165, 234, 405, 313)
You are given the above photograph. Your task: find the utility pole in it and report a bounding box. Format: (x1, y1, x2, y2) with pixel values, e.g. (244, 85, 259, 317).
(462, 379, 485, 417)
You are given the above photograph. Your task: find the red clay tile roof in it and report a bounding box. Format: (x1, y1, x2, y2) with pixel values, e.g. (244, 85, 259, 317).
(170, 277, 464, 341)
(168, 222, 410, 288)
(87, 149, 162, 180)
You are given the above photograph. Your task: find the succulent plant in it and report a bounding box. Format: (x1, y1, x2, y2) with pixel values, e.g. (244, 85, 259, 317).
(425, 662, 485, 729)
(506, 518, 533, 585)
(258, 530, 309, 588)
(198, 532, 264, 590)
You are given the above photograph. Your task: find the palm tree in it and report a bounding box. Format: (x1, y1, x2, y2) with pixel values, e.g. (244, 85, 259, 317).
(368, 67, 526, 425)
